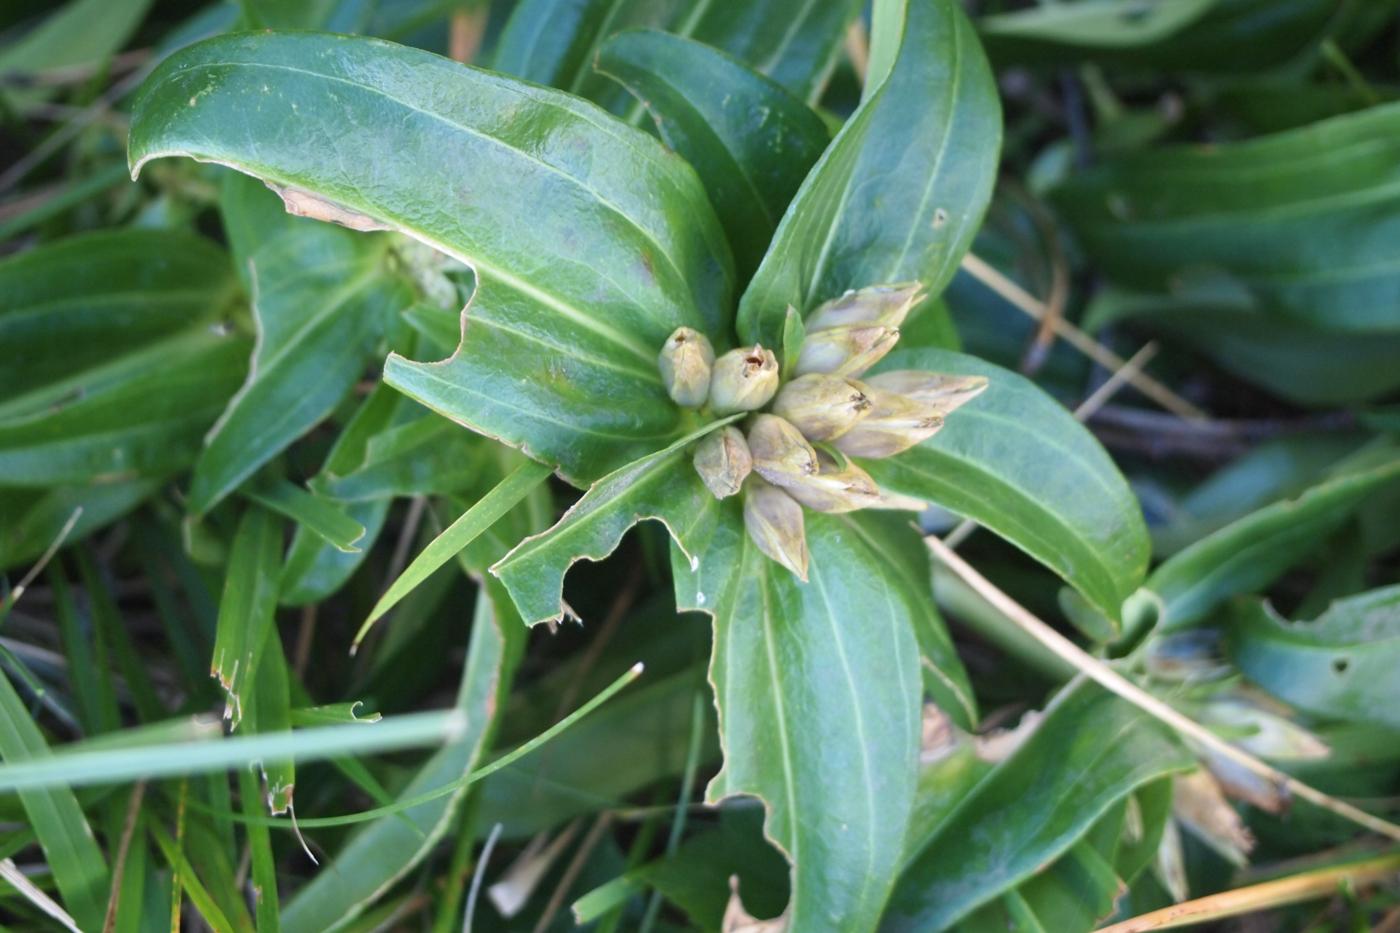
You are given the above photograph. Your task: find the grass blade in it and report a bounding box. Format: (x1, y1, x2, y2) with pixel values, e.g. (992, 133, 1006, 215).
(0, 668, 109, 930)
(355, 459, 552, 646)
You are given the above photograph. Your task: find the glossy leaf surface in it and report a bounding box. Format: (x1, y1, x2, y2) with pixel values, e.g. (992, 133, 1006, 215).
(129, 31, 732, 484)
(493, 418, 740, 625)
(866, 347, 1150, 621)
(494, 0, 860, 106)
(738, 0, 1001, 348)
(885, 682, 1191, 930)
(597, 29, 829, 281)
(1229, 586, 1400, 730)
(673, 506, 938, 931)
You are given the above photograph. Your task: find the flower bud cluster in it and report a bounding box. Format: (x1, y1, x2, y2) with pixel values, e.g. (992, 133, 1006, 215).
(657, 282, 988, 579)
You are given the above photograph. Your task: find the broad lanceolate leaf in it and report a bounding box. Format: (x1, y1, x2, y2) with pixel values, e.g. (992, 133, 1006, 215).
(1054, 104, 1400, 334)
(1229, 586, 1400, 731)
(885, 682, 1191, 931)
(129, 31, 732, 484)
(190, 172, 414, 514)
(210, 507, 282, 728)
(597, 30, 829, 281)
(0, 480, 158, 570)
(738, 0, 1002, 348)
(672, 506, 940, 932)
(0, 230, 247, 488)
(0, 0, 151, 76)
(1143, 446, 1400, 632)
(865, 347, 1150, 621)
(0, 670, 110, 931)
(495, 0, 860, 108)
(978, 0, 1216, 60)
(493, 417, 740, 626)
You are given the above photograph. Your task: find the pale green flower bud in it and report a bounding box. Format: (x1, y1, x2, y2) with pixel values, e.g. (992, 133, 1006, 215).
(746, 414, 818, 487)
(657, 327, 714, 408)
(805, 282, 924, 331)
(782, 451, 882, 513)
(771, 374, 872, 442)
(794, 324, 900, 377)
(692, 426, 752, 499)
(864, 370, 988, 417)
(832, 387, 943, 459)
(743, 477, 808, 581)
(708, 345, 779, 414)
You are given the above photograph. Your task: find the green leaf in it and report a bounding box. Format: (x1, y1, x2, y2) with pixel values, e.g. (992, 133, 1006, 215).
(244, 478, 365, 554)
(597, 30, 829, 281)
(0, 481, 158, 571)
(671, 506, 928, 931)
(210, 507, 283, 729)
(129, 31, 732, 484)
(1229, 586, 1400, 730)
(0, 669, 110, 931)
(359, 458, 553, 638)
(494, 0, 859, 108)
(1144, 446, 1400, 631)
(313, 413, 486, 502)
(492, 417, 741, 626)
(1054, 104, 1400, 335)
(245, 631, 294, 814)
(979, 0, 1217, 56)
(1084, 289, 1400, 406)
(885, 682, 1192, 931)
(282, 584, 527, 933)
(865, 347, 1150, 621)
(189, 173, 415, 514)
(0, 0, 152, 76)
(738, 0, 1001, 348)
(0, 230, 247, 489)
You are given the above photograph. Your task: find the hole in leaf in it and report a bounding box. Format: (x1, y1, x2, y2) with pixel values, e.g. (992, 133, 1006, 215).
(1332, 657, 1351, 674)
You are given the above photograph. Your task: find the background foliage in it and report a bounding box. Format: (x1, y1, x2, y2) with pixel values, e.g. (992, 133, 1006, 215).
(2, 0, 1399, 931)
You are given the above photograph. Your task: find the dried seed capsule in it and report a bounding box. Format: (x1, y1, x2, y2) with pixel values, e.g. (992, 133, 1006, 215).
(743, 477, 809, 580)
(708, 345, 779, 414)
(771, 373, 873, 442)
(794, 324, 900, 378)
(864, 371, 988, 416)
(692, 426, 752, 499)
(804, 282, 924, 331)
(746, 414, 818, 487)
(657, 327, 714, 408)
(832, 387, 944, 459)
(782, 451, 882, 513)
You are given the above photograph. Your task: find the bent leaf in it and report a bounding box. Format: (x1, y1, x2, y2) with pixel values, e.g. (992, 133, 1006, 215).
(865, 347, 1150, 621)
(672, 506, 930, 931)
(129, 31, 732, 484)
(493, 417, 741, 625)
(885, 681, 1191, 931)
(1229, 586, 1400, 731)
(738, 0, 1002, 347)
(1144, 446, 1400, 631)
(597, 30, 829, 280)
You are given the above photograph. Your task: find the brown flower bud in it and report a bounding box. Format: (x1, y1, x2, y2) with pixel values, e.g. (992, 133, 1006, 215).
(771, 374, 872, 442)
(708, 345, 779, 414)
(804, 282, 924, 331)
(864, 371, 988, 417)
(794, 324, 900, 378)
(746, 414, 818, 487)
(657, 327, 714, 408)
(692, 426, 752, 499)
(782, 451, 882, 513)
(832, 387, 944, 459)
(743, 477, 808, 580)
